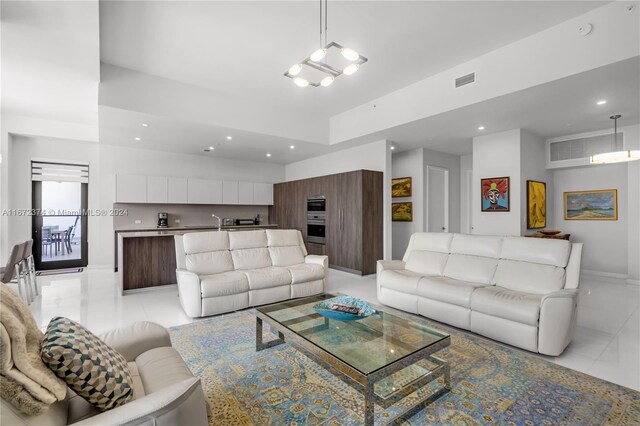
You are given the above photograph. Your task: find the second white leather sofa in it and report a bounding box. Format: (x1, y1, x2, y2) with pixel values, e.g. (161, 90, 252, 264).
(377, 233, 583, 356)
(175, 229, 328, 317)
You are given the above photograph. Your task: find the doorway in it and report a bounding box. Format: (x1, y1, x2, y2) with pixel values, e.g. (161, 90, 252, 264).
(31, 162, 88, 270)
(426, 165, 449, 232)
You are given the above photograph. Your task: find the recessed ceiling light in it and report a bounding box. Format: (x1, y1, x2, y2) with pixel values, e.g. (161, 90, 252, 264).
(141, 123, 149, 127)
(209, 146, 214, 150)
(266, 153, 272, 157)
(226, 136, 232, 140)
(390, 146, 395, 150)
(597, 100, 607, 105)
(290, 145, 295, 149)
(134, 137, 141, 141)
(477, 126, 485, 131)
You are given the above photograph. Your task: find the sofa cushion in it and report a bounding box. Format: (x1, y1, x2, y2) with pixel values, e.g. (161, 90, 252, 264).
(228, 230, 267, 250)
(405, 250, 448, 276)
(287, 263, 325, 284)
(231, 248, 272, 270)
(269, 246, 305, 267)
(443, 254, 497, 285)
(500, 236, 571, 267)
(241, 266, 291, 290)
(186, 251, 234, 275)
(200, 272, 250, 297)
(494, 259, 566, 295)
(183, 231, 229, 253)
(450, 234, 502, 258)
(378, 270, 423, 295)
(266, 229, 305, 249)
(402, 233, 453, 261)
(417, 277, 487, 308)
(471, 286, 542, 326)
(41, 317, 134, 411)
(134, 347, 195, 394)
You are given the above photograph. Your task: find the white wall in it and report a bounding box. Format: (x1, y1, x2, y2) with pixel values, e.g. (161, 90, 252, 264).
(284, 139, 393, 260)
(284, 140, 388, 181)
(460, 154, 473, 234)
(520, 130, 554, 235)
(553, 163, 628, 276)
(472, 129, 521, 236)
(424, 148, 461, 234)
(391, 149, 424, 259)
(6, 135, 285, 267)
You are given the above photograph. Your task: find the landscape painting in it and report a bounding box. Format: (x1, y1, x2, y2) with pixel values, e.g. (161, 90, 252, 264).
(564, 189, 618, 220)
(392, 177, 412, 197)
(481, 177, 510, 212)
(527, 180, 546, 229)
(392, 202, 413, 222)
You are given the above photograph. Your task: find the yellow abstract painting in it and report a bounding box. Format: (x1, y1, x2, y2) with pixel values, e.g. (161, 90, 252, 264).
(527, 180, 546, 229)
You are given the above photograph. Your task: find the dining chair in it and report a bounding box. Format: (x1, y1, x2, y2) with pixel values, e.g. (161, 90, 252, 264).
(16, 242, 33, 303)
(64, 225, 73, 253)
(69, 215, 80, 249)
(42, 227, 54, 257)
(1, 242, 31, 303)
(23, 239, 38, 298)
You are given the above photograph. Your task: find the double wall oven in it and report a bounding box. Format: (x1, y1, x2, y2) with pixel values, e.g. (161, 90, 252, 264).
(307, 196, 326, 244)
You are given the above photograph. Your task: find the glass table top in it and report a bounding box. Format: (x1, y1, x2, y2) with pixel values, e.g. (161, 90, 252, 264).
(257, 294, 449, 376)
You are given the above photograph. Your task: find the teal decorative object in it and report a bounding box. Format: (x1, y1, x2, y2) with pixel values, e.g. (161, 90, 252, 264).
(313, 295, 376, 321)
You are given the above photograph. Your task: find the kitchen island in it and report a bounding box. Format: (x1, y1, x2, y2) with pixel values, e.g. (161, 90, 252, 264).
(116, 224, 278, 294)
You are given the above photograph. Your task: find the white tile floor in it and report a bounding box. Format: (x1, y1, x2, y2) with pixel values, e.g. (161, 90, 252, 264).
(28, 268, 640, 391)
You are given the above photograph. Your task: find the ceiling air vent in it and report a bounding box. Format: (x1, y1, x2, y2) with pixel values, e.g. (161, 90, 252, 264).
(455, 72, 475, 88)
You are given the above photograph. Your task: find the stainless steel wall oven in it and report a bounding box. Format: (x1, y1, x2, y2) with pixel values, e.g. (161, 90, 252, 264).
(307, 196, 326, 244)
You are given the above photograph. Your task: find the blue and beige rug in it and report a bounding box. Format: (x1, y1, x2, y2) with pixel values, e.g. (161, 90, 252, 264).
(169, 310, 639, 425)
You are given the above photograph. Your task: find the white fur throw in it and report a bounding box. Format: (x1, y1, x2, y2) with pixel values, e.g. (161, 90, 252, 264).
(0, 283, 67, 415)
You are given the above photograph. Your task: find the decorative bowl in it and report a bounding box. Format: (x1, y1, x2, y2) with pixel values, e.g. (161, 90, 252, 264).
(538, 230, 561, 236)
(313, 295, 376, 321)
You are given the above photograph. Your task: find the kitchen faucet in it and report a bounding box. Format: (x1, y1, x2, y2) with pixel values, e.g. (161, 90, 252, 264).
(211, 214, 221, 231)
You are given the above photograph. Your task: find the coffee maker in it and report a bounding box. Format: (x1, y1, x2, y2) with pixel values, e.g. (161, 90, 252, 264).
(157, 212, 169, 228)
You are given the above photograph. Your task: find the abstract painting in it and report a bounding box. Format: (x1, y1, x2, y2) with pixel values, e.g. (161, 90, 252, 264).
(527, 180, 546, 229)
(481, 177, 510, 212)
(564, 189, 618, 220)
(392, 202, 413, 222)
(391, 177, 412, 197)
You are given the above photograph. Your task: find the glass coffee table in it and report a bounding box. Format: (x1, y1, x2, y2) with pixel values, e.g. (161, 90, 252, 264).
(255, 294, 451, 425)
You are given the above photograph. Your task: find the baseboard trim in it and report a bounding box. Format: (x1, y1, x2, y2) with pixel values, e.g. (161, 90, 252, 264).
(581, 269, 628, 280)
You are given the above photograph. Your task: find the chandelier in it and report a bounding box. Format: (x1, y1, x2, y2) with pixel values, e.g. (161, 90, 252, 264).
(284, 0, 367, 87)
(590, 114, 640, 164)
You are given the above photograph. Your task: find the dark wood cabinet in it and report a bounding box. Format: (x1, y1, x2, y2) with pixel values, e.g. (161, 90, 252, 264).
(269, 169, 383, 275)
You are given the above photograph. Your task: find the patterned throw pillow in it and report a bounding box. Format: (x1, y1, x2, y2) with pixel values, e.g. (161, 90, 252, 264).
(40, 317, 134, 410)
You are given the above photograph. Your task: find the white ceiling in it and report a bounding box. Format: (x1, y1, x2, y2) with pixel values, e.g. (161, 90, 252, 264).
(99, 1, 607, 119)
(0, 1, 100, 125)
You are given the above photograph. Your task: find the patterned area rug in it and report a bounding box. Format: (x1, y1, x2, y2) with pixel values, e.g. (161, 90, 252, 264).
(169, 310, 639, 425)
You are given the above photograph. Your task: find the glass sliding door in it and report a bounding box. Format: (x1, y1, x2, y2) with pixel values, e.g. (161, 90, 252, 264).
(31, 162, 89, 270)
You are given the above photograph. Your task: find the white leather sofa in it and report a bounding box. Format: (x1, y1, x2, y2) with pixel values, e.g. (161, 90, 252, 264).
(175, 229, 328, 317)
(1, 322, 208, 426)
(377, 233, 583, 356)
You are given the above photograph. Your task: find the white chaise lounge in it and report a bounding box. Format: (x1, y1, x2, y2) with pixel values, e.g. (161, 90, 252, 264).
(377, 232, 583, 356)
(175, 229, 328, 317)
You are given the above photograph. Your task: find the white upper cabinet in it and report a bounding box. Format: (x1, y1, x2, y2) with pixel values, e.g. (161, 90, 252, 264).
(187, 178, 223, 204)
(222, 181, 239, 204)
(116, 175, 147, 203)
(238, 182, 254, 204)
(253, 183, 274, 205)
(116, 175, 272, 205)
(167, 177, 188, 204)
(147, 176, 168, 203)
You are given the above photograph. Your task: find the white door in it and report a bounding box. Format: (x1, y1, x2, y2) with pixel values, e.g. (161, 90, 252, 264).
(426, 166, 449, 232)
(466, 169, 473, 234)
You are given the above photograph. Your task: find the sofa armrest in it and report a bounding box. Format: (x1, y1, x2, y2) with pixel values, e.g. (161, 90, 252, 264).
(305, 255, 328, 271)
(377, 260, 405, 277)
(99, 322, 171, 363)
(176, 269, 203, 318)
(538, 289, 579, 356)
(70, 377, 206, 426)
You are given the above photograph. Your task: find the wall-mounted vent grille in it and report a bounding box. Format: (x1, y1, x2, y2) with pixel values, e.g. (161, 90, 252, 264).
(455, 73, 475, 88)
(549, 132, 623, 162)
